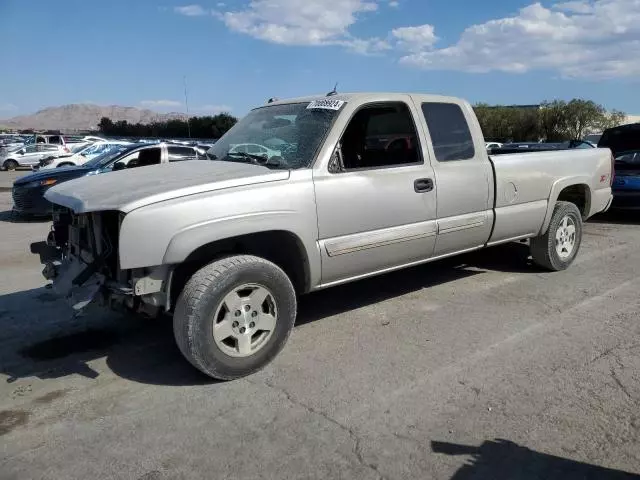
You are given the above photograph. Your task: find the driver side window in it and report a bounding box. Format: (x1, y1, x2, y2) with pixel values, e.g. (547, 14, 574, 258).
(338, 102, 422, 171)
(111, 151, 139, 169)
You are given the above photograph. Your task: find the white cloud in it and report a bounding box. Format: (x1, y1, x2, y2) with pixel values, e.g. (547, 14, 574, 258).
(218, 0, 387, 53)
(174, 4, 208, 16)
(392, 24, 437, 52)
(140, 100, 183, 108)
(0, 103, 18, 111)
(388, 0, 399, 7)
(396, 0, 640, 79)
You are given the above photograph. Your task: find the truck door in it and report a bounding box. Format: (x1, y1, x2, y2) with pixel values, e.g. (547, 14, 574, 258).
(313, 98, 438, 285)
(416, 100, 493, 256)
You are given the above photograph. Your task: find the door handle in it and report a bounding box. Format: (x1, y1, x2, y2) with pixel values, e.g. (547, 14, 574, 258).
(414, 178, 434, 193)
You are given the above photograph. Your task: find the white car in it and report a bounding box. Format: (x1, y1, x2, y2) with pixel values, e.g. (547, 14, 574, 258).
(229, 143, 282, 160)
(1, 144, 66, 170)
(38, 141, 132, 170)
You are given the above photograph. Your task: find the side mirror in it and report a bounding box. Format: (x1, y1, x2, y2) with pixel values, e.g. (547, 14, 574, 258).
(19, 149, 26, 155)
(112, 162, 126, 171)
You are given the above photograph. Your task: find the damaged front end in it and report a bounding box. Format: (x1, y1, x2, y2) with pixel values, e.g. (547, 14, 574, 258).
(31, 208, 170, 317)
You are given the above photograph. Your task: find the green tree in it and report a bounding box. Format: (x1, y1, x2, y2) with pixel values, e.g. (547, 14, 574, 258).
(563, 99, 606, 140)
(95, 113, 237, 139)
(474, 104, 541, 142)
(540, 100, 569, 141)
(98, 117, 114, 134)
(596, 109, 626, 131)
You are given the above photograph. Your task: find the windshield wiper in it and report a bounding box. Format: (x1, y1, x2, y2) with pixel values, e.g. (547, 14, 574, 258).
(213, 151, 287, 168)
(228, 151, 269, 163)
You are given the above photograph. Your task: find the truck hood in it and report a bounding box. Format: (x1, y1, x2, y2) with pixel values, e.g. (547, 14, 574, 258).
(45, 160, 290, 214)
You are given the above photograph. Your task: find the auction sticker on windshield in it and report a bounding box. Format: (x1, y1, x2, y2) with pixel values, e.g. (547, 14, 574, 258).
(307, 100, 345, 111)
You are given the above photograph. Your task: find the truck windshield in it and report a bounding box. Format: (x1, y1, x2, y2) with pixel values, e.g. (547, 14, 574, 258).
(206, 102, 342, 170)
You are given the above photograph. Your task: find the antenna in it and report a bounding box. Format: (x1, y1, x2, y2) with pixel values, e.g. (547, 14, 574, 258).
(327, 82, 338, 97)
(183, 75, 192, 139)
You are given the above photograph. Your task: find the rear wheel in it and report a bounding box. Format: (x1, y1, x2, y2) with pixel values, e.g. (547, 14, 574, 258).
(173, 255, 297, 380)
(531, 201, 583, 271)
(3, 159, 18, 171)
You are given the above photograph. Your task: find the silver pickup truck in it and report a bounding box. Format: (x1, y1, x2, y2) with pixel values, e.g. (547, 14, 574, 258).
(34, 93, 614, 380)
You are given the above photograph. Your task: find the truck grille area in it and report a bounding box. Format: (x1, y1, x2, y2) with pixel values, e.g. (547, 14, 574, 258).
(53, 209, 123, 280)
(12, 186, 35, 211)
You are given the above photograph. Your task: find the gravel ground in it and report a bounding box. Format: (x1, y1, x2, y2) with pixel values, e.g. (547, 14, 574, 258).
(0, 178, 639, 480)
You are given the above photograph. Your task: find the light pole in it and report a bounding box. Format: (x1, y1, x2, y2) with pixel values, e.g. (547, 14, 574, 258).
(184, 75, 191, 139)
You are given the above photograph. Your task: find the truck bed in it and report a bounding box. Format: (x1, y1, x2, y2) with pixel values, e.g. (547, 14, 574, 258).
(486, 148, 613, 245)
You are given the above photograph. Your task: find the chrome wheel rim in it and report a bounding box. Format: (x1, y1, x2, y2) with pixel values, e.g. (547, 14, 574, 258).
(212, 283, 278, 358)
(555, 215, 577, 260)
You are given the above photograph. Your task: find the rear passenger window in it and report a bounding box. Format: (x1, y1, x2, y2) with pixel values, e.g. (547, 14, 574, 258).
(168, 146, 197, 162)
(421, 103, 475, 162)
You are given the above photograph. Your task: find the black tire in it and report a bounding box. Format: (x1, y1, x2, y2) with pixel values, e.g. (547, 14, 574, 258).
(531, 201, 583, 271)
(3, 159, 18, 171)
(173, 255, 297, 380)
(57, 162, 74, 168)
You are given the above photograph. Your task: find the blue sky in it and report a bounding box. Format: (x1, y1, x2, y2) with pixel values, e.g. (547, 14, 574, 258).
(1, 0, 639, 117)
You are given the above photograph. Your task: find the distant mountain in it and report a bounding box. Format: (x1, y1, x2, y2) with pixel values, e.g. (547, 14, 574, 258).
(0, 104, 188, 131)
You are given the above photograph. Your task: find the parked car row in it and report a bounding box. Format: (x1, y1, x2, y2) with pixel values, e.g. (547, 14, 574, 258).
(0, 134, 103, 170)
(12, 142, 208, 215)
(36, 140, 132, 170)
(1, 134, 218, 171)
(0, 134, 30, 150)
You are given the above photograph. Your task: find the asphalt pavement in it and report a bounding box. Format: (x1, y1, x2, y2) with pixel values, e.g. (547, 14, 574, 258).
(0, 179, 639, 480)
(0, 170, 25, 191)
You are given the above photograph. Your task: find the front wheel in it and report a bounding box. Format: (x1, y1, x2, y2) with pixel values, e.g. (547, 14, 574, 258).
(530, 201, 583, 271)
(3, 159, 18, 171)
(173, 255, 297, 380)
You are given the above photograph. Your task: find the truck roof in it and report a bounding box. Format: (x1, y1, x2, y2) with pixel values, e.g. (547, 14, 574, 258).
(258, 92, 465, 109)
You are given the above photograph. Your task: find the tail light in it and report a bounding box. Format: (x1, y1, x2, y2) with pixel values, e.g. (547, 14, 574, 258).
(610, 152, 615, 186)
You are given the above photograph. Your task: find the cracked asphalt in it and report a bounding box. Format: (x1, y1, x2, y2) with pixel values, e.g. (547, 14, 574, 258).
(0, 176, 639, 479)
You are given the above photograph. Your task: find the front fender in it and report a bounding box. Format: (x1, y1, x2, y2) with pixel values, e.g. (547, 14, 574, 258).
(539, 176, 592, 235)
(162, 211, 321, 290)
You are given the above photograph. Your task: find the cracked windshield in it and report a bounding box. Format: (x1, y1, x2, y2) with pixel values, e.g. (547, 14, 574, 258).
(206, 102, 341, 169)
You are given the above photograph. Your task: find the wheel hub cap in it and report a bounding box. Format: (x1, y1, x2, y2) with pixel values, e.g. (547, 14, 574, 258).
(212, 284, 278, 358)
(555, 215, 577, 260)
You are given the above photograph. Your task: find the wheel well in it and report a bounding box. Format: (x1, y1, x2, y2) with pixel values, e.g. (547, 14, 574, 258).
(57, 162, 74, 167)
(169, 231, 310, 309)
(557, 184, 590, 217)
